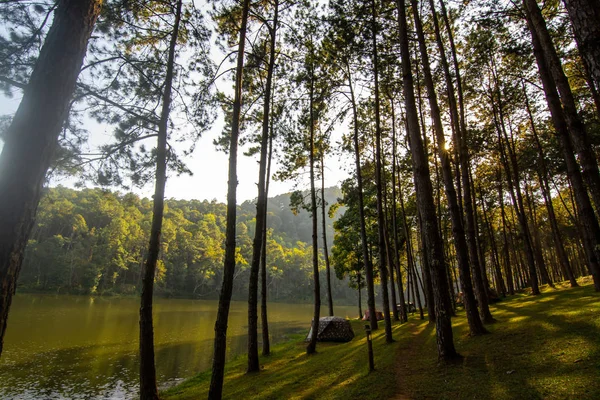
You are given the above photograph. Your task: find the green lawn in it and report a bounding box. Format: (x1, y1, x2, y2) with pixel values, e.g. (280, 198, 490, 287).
(163, 279, 600, 400)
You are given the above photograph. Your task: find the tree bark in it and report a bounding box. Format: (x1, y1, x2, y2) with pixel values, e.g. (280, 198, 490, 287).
(478, 184, 506, 296)
(209, 0, 250, 396)
(525, 13, 600, 291)
(139, 1, 182, 399)
(396, 0, 459, 361)
(320, 154, 334, 317)
(261, 117, 274, 356)
(562, 0, 600, 116)
(489, 72, 541, 295)
(411, 0, 487, 336)
(390, 100, 408, 323)
(524, 0, 600, 218)
(371, 0, 393, 343)
(398, 175, 424, 320)
(347, 64, 378, 330)
(0, 0, 102, 359)
(524, 84, 578, 287)
(247, 2, 279, 371)
(432, 0, 494, 323)
(306, 51, 321, 354)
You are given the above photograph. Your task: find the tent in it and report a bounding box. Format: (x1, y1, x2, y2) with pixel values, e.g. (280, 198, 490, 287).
(305, 316, 355, 342)
(361, 309, 384, 321)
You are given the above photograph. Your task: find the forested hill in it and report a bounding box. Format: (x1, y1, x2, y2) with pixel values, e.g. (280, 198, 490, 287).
(18, 185, 353, 303)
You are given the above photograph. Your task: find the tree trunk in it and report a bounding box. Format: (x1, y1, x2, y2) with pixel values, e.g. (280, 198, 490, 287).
(320, 154, 334, 317)
(139, 2, 182, 399)
(396, 0, 459, 361)
(525, 13, 600, 291)
(524, 0, 600, 218)
(398, 177, 424, 320)
(247, 1, 278, 372)
(411, 0, 486, 336)
(261, 101, 275, 357)
(524, 83, 578, 287)
(371, 0, 393, 343)
(0, 0, 102, 359)
(478, 184, 506, 296)
(390, 100, 408, 323)
(209, 0, 250, 396)
(347, 64, 378, 330)
(430, 0, 494, 323)
(306, 59, 321, 354)
(490, 76, 541, 295)
(562, 0, 600, 116)
(498, 171, 515, 295)
(524, 182, 554, 287)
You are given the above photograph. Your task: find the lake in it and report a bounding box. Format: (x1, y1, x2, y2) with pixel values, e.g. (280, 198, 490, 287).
(0, 294, 358, 399)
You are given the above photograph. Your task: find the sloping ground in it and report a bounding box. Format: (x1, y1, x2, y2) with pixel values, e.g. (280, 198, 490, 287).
(162, 318, 403, 400)
(394, 279, 600, 400)
(163, 279, 599, 400)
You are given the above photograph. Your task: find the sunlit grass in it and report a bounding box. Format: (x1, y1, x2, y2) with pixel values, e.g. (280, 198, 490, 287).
(163, 316, 404, 400)
(395, 277, 600, 400)
(163, 278, 600, 400)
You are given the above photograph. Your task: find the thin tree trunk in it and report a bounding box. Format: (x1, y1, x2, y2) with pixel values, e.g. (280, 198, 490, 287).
(261, 97, 276, 356)
(306, 40, 321, 354)
(524, 83, 578, 287)
(357, 273, 363, 319)
(320, 154, 334, 317)
(396, 0, 458, 361)
(347, 64, 377, 330)
(398, 180, 424, 320)
(498, 171, 515, 295)
(209, 0, 250, 396)
(390, 99, 407, 323)
(140, 2, 182, 398)
(371, 0, 393, 342)
(247, 0, 278, 374)
(524, 182, 554, 287)
(0, 0, 101, 359)
(417, 214, 436, 322)
(478, 184, 506, 296)
(490, 78, 540, 295)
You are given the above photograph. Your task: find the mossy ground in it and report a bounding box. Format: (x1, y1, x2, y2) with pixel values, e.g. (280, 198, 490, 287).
(163, 279, 600, 400)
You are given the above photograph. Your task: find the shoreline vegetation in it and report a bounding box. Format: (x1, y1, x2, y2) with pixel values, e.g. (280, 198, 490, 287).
(164, 279, 599, 400)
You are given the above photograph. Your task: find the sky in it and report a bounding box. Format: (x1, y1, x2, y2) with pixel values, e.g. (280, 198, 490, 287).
(0, 2, 355, 204)
(0, 88, 351, 204)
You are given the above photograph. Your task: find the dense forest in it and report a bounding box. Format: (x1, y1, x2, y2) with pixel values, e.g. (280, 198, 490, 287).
(18, 186, 354, 303)
(1, 0, 600, 399)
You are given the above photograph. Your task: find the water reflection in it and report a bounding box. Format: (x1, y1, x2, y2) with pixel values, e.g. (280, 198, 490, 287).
(0, 294, 356, 399)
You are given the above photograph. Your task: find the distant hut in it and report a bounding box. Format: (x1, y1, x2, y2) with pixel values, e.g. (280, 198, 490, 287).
(305, 316, 355, 342)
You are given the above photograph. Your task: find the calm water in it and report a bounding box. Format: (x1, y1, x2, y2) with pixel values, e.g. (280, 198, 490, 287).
(0, 294, 357, 399)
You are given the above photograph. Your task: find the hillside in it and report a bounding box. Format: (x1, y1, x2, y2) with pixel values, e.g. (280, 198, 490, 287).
(18, 186, 355, 304)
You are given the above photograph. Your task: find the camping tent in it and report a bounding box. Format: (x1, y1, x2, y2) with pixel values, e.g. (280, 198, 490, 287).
(361, 309, 384, 321)
(305, 316, 355, 342)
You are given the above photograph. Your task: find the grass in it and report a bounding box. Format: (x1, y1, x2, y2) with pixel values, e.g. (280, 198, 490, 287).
(163, 278, 600, 400)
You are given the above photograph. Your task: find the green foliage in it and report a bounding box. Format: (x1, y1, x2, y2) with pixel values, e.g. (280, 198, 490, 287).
(18, 186, 355, 303)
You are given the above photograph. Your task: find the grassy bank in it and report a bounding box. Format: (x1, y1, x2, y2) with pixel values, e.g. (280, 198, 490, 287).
(163, 280, 600, 400)
(163, 317, 403, 400)
(395, 280, 600, 400)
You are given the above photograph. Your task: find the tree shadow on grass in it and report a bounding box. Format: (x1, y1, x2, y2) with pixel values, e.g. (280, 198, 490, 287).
(393, 285, 600, 400)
